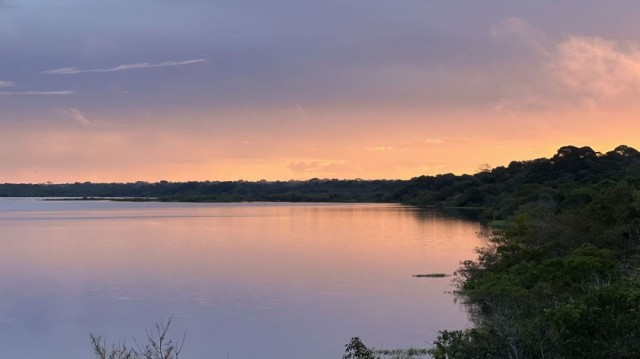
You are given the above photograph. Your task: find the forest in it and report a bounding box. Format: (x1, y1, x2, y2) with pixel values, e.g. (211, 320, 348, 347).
(426, 145, 640, 358)
(429, 183, 640, 357)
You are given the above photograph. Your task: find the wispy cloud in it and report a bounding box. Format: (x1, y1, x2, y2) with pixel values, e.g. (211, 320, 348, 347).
(364, 146, 395, 152)
(295, 105, 311, 122)
(425, 138, 444, 144)
(107, 83, 130, 94)
(0, 90, 74, 96)
(43, 59, 208, 75)
(288, 160, 354, 174)
(68, 108, 93, 126)
(0, 81, 73, 96)
(490, 17, 549, 57)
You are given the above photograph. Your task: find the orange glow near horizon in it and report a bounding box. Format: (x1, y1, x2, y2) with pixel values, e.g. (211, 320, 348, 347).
(2, 106, 638, 184)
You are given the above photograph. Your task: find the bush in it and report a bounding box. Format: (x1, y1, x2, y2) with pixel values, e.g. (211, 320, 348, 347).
(91, 316, 185, 359)
(343, 337, 378, 359)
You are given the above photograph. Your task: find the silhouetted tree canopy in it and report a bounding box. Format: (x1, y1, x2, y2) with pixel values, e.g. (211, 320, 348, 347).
(1, 145, 639, 222)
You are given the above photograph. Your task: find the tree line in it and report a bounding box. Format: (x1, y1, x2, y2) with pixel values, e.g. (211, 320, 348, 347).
(0, 179, 403, 203)
(4, 145, 639, 219)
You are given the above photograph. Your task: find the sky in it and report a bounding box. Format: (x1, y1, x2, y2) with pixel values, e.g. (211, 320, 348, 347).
(1, 0, 640, 183)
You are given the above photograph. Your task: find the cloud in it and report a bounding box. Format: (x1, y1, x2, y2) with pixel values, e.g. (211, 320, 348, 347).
(0, 81, 73, 97)
(364, 146, 395, 152)
(550, 35, 640, 100)
(0, 90, 74, 96)
(67, 108, 93, 126)
(403, 138, 453, 148)
(425, 138, 444, 144)
(491, 17, 640, 113)
(42, 59, 208, 75)
(295, 105, 311, 122)
(493, 95, 547, 114)
(288, 160, 356, 175)
(491, 17, 548, 56)
(107, 83, 130, 94)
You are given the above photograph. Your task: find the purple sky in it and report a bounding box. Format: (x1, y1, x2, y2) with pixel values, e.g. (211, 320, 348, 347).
(1, 0, 640, 182)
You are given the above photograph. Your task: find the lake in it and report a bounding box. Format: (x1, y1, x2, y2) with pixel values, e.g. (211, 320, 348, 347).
(0, 199, 485, 358)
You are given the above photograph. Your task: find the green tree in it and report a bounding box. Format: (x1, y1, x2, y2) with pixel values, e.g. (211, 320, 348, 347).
(343, 337, 377, 359)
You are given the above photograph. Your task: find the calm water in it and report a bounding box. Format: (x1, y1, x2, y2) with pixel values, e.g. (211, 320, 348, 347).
(0, 199, 485, 359)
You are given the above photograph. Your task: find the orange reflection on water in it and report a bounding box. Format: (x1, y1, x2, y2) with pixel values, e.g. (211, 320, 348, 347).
(0, 201, 485, 359)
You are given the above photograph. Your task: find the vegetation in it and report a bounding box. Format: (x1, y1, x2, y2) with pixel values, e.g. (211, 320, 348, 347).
(399, 145, 640, 220)
(91, 317, 185, 359)
(342, 338, 429, 359)
(0, 179, 404, 203)
(426, 147, 640, 358)
(374, 347, 429, 359)
(343, 337, 378, 359)
(412, 273, 450, 278)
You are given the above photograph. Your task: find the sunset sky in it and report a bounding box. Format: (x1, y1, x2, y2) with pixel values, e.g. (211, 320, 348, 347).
(1, 0, 640, 183)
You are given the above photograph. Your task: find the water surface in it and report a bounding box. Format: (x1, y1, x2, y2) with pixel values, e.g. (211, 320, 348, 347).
(0, 199, 484, 358)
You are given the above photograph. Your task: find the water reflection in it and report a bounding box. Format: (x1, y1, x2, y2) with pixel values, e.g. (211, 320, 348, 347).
(0, 200, 484, 359)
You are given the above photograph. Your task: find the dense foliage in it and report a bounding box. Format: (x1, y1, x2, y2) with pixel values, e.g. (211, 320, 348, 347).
(427, 147, 640, 358)
(399, 145, 640, 221)
(343, 337, 378, 359)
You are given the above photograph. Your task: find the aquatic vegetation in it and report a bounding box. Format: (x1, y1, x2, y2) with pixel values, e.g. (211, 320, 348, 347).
(411, 273, 450, 278)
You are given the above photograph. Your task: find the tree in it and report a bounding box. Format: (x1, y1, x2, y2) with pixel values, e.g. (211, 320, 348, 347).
(476, 163, 493, 174)
(343, 337, 377, 359)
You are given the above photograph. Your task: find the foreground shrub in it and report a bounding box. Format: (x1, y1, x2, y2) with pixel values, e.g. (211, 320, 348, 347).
(91, 316, 184, 359)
